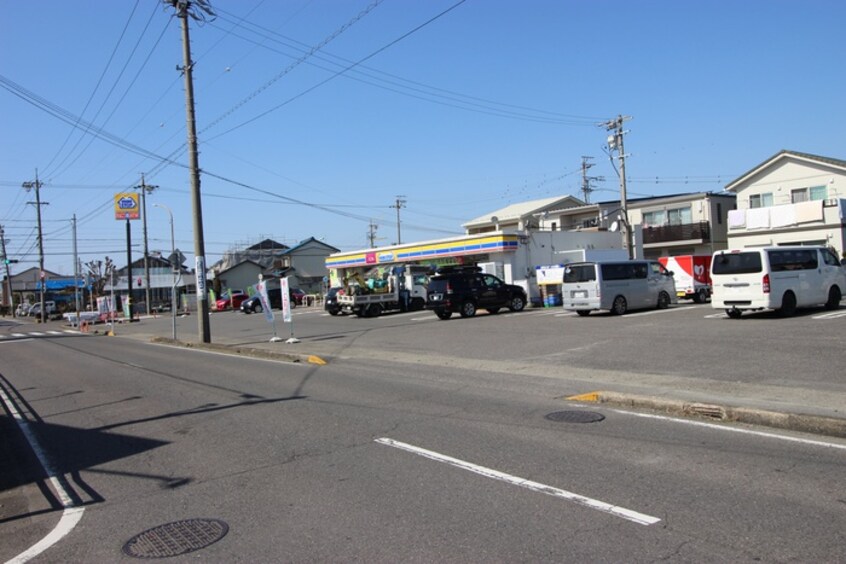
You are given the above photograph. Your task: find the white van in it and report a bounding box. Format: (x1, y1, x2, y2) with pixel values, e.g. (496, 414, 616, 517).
(561, 260, 678, 316)
(711, 246, 845, 318)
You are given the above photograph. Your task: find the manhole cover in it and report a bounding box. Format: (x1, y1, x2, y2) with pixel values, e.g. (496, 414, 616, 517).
(545, 410, 605, 423)
(123, 518, 229, 559)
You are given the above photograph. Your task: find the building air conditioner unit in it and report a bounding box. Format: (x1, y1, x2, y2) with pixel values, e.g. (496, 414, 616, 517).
(823, 198, 838, 207)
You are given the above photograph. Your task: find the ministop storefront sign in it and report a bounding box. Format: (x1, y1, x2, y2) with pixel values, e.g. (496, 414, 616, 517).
(114, 192, 140, 220)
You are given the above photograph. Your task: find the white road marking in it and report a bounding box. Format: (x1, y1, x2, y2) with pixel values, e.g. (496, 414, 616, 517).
(375, 437, 660, 526)
(704, 312, 727, 318)
(812, 310, 846, 320)
(12, 333, 27, 337)
(610, 409, 846, 451)
(0, 385, 85, 563)
(624, 306, 697, 317)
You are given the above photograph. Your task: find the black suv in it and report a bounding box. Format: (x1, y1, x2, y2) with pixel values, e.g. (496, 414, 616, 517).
(426, 266, 527, 320)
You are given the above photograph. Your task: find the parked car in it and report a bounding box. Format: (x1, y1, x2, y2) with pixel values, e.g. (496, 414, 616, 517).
(290, 287, 306, 305)
(324, 286, 344, 315)
(561, 260, 677, 316)
(426, 265, 527, 320)
(711, 246, 844, 318)
(215, 289, 247, 311)
(28, 300, 57, 318)
(15, 303, 31, 316)
(241, 288, 298, 314)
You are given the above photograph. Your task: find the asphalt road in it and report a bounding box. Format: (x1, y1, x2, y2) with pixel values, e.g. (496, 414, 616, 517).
(1, 303, 845, 561)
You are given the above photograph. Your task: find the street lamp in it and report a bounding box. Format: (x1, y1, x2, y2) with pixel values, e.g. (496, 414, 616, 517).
(154, 203, 177, 340)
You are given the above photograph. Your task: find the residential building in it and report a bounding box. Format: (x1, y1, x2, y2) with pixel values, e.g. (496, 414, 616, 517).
(209, 237, 339, 296)
(536, 192, 736, 259)
(722, 150, 846, 257)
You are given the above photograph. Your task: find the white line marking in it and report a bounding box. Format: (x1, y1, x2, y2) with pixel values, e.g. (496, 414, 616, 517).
(0, 385, 85, 563)
(11, 333, 27, 337)
(704, 313, 727, 319)
(375, 437, 660, 526)
(610, 409, 846, 451)
(812, 311, 846, 320)
(624, 306, 697, 317)
(47, 331, 63, 335)
(28, 332, 46, 336)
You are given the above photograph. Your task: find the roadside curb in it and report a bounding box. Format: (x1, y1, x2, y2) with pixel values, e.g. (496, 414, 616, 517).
(149, 337, 329, 366)
(567, 391, 846, 439)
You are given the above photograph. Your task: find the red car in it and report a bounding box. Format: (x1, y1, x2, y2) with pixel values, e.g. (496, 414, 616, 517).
(215, 289, 247, 311)
(290, 287, 306, 305)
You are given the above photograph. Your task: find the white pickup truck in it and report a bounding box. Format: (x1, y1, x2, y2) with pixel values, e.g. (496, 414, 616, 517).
(336, 266, 430, 317)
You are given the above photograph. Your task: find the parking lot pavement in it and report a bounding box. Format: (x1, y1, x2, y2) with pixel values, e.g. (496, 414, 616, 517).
(72, 303, 846, 439)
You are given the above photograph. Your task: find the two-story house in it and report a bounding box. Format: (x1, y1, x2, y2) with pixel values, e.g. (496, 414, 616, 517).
(536, 191, 736, 259)
(722, 150, 846, 258)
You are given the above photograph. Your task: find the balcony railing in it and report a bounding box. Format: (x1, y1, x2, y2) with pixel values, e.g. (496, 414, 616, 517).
(642, 221, 711, 244)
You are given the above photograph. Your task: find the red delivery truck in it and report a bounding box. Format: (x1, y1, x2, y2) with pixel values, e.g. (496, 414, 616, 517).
(658, 255, 712, 303)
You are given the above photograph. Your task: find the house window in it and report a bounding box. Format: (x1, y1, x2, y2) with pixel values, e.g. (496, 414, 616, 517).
(551, 222, 557, 231)
(791, 186, 827, 203)
(810, 185, 827, 200)
(667, 207, 692, 225)
(749, 193, 773, 208)
(791, 188, 808, 203)
(642, 210, 666, 227)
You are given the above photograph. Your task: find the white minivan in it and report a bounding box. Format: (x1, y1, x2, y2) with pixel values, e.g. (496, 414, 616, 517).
(561, 260, 678, 316)
(711, 246, 844, 318)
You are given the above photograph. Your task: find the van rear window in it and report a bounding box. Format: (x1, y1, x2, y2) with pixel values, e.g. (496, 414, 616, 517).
(563, 265, 596, 283)
(712, 252, 763, 275)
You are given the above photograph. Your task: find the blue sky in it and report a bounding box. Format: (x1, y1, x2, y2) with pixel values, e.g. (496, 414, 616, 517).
(2, 0, 844, 275)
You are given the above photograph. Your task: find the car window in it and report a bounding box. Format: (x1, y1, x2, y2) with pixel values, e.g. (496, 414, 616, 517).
(713, 252, 762, 275)
(482, 274, 501, 288)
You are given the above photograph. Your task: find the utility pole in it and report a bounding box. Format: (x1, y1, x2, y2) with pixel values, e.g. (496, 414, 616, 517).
(167, 0, 215, 343)
(1, 225, 14, 316)
(72, 215, 81, 320)
(601, 115, 633, 259)
(135, 173, 158, 316)
(367, 220, 379, 248)
(391, 196, 406, 245)
(580, 156, 603, 204)
(23, 171, 48, 323)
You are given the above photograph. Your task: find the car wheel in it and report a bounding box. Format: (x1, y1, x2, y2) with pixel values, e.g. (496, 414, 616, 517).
(460, 301, 477, 318)
(825, 286, 842, 310)
(576, 310, 591, 317)
(726, 308, 742, 319)
(328, 309, 340, 316)
(367, 303, 383, 317)
(657, 291, 670, 309)
(508, 295, 526, 312)
(435, 309, 452, 320)
(779, 291, 797, 317)
(611, 295, 627, 315)
(254, 303, 263, 314)
(486, 307, 500, 314)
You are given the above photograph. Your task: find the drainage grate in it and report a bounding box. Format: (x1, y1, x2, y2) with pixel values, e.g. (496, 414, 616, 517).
(123, 518, 229, 559)
(545, 410, 605, 423)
